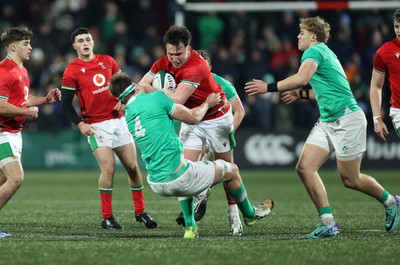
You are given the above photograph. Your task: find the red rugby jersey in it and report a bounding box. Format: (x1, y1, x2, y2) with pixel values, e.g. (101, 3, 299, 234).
(62, 54, 123, 124)
(373, 38, 400, 108)
(150, 49, 227, 119)
(0, 57, 29, 133)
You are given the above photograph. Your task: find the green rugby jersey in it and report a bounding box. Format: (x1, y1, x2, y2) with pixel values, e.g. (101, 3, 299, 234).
(212, 73, 238, 102)
(124, 91, 183, 183)
(301, 43, 360, 122)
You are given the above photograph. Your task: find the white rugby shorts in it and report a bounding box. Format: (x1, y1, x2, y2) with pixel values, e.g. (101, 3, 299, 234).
(305, 110, 367, 161)
(87, 117, 134, 151)
(0, 132, 22, 168)
(179, 108, 233, 153)
(148, 160, 215, 197)
(389, 107, 400, 136)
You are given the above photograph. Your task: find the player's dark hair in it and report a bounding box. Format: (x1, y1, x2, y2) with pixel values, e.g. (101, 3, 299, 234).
(394, 9, 400, 23)
(71, 27, 91, 43)
(163, 25, 192, 49)
(109, 72, 134, 104)
(197, 50, 211, 65)
(1, 26, 33, 48)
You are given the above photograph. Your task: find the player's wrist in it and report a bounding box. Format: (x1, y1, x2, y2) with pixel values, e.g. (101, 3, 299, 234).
(373, 116, 383, 125)
(267, 83, 278, 92)
(299, 90, 310, 99)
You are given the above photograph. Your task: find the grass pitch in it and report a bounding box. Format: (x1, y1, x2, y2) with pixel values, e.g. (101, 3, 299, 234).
(0, 169, 399, 265)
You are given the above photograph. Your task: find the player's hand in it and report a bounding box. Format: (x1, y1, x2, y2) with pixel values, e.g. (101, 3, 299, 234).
(205, 92, 221, 108)
(45, 88, 62, 103)
(161, 83, 175, 95)
(244, 79, 268, 96)
(374, 120, 389, 141)
(281, 90, 300, 104)
(26, 106, 39, 118)
(78, 122, 95, 137)
(114, 101, 125, 113)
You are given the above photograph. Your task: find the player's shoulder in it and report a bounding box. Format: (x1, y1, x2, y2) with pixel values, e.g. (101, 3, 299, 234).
(95, 54, 116, 64)
(0, 58, 14, 70)
(186, 52, 209, 71)
(377, 38, 398, 54)
(64, 60, 79, 75)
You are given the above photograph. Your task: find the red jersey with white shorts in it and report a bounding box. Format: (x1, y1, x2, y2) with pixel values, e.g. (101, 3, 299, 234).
(150, 49, 229, 120)
(373, 38, 400, 108)
(0, 57, 29, 133)
(62, 54, 123, 124)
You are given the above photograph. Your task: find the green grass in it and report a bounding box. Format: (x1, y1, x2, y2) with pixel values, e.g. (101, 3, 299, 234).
(0, 169, 399, 265)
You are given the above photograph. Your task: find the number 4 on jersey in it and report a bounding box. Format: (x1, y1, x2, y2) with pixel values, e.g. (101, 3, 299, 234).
(134, 116, 146, 137)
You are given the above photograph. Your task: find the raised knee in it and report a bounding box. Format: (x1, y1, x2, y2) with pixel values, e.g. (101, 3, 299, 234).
(11, 174, 24, 188)
(215, 159, 235, 182)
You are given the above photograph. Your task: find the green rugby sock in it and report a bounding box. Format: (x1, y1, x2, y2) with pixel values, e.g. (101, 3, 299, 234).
(227, 183, 255, 219)
(179, 198, 196, 229)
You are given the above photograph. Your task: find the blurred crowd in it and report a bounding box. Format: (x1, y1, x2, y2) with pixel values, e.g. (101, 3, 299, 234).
(0, 0, 395, 132)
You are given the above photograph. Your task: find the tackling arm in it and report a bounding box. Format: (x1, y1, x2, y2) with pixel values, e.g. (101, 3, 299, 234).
(172, 93, 221, 124)
(167, 82, 195, 104)
(139, 72, 157, 93)
(230, 97, 245, 131)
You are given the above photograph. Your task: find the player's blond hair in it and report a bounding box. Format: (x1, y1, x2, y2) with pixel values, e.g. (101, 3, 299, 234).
(299, 17, 330, 43)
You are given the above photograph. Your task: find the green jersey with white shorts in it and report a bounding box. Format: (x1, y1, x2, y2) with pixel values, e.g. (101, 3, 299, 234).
(301, 43, 360, 122)
(124, 91, 182, 183)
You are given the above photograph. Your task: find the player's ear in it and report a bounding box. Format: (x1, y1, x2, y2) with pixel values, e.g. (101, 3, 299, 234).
(9, 43, 17, 52)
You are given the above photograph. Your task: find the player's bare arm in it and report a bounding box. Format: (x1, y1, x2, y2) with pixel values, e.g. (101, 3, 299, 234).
(245, 61, 317, 96)
(172, 93, 221, 124)
(167, 82, 195, 104)
(0, 98, 38, 118)
(231, 97, 245, 131)
(369, 70, 389, 141)
(281, 89, 315, 104)
(26, 88, 61, 106)
(138, 72, 158, 93)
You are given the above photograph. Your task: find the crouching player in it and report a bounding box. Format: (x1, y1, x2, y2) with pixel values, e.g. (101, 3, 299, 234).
(108, 72, 274, 238)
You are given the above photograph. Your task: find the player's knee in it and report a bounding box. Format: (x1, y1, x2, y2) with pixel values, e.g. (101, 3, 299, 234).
(127, 162, 140, 178)
(214, 159, 236, 182)
(9, 172, 24, 189)
(340, 173, 359, 189)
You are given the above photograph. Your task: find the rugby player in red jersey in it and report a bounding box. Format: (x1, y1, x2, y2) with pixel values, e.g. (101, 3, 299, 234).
(139, 25, 243, 235)
(0, 27, 61, 238)
(61, 27, 156, 230)
(370, 9, 400, 142)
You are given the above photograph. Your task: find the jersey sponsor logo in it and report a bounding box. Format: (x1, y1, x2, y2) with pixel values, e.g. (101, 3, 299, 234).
(93, 74, 106, 87)
(92, 86, 109, 95)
